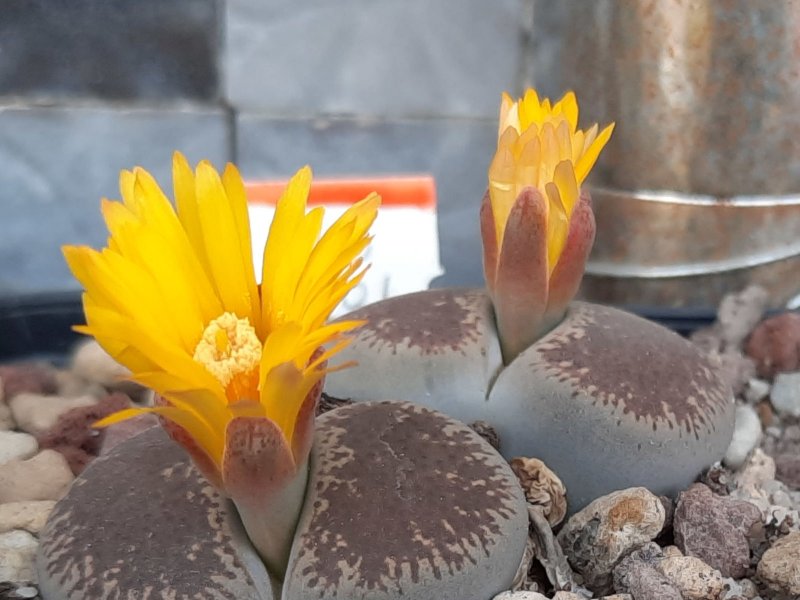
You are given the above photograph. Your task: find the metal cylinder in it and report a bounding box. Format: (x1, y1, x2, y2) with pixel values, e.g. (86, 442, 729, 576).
(580, 187, 800, 308)
(548, 0, 800, 307)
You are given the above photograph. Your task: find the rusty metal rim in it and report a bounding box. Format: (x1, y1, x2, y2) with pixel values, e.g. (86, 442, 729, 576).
(586, 247, 800, 278)
(591, 186, 800, 208)
(587, 186, 800, 277)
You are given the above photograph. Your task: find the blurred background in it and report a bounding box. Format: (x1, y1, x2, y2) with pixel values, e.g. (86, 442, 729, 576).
(0, 0, 550, 298)
(2, 0, 799, 313)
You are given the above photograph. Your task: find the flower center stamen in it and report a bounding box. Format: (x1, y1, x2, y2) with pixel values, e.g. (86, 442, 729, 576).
(194, 312, 261, 392)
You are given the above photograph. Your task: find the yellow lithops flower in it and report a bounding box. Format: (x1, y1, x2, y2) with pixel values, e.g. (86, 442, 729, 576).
(482, 89, 614, 363)
(488, 89, 614, 273)
(63, 153, 380, 479)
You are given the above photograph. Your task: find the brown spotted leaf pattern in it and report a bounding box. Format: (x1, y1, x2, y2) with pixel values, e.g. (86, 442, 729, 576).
(291, 401, 525, 597)
(343, 289, 485, 356)
(534, 303, 730, 439)
(37, 427, 267, 599)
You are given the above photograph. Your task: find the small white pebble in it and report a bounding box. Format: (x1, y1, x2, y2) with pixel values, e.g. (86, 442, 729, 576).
(0, 431, 39, 466)
(745, 378, 771, 404)
(724, 404, 762, 469)
(771, 372, 800, 416)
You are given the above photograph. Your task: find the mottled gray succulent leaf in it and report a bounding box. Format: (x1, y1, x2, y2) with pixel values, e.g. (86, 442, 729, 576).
(36, 426, 275, 600)
(326, 288, 504, 424)
(283, 400, 529, 600)
(491, 302, 734, 511)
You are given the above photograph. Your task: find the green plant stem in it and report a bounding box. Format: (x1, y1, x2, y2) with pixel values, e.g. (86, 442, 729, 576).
(234, 460, 309, 582)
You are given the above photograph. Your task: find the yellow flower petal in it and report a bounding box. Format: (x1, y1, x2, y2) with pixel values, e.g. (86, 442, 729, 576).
(544, 181, 569, 273)
(222, 162, 262, 334)
(261, 166, 312, 316)
(173, 152, 213, 279)
(95, 405, 224, 466)
(64, 156, 379, 478)
(268, 206, 324, 328)
(553, 159, 580, 219)
(575, 122, 615, 185)
(119, 170, 137, 210)
(556, 91, 579, 132)
(291, 193, 379, 329)
(194, 161, 256, 321)
(489, 88, 613, 274)
(488, 146, 518, 247)
(499, 91, 519, 135)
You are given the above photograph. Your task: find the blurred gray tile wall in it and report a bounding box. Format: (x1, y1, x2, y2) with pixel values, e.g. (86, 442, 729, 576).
(0, 0, 567, 295)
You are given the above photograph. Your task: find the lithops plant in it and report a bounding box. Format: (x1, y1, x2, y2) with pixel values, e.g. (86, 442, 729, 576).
(38, 155, 528, 599)
(38, 402, 528, 600)
(327, 89, 736, 512)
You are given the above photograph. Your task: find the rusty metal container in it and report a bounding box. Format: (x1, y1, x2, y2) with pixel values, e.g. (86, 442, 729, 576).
(551, 0, 800, 308)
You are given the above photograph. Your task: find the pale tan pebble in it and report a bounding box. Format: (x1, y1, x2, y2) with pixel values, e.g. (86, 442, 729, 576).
(0, 500, 56, 534)
(0, 450, 75, 502)
(0, 431, 38, 465)
(510, 456, 567, 526)
(71, 339, 147, 401)
(658, 555, 725, 600)
(9, 392, 97, 434)
(731, 449, 773, 494)
(730, 449, 778, 522)
(0, 529, 38, 583)
(71, 339, 140, 396)
(552, 592, 584, 599)
(756, 531, 800, 597)
(661, 545, 683, 558)
(734, 448, 776, 490)
(557, 487, 666, 592)
(54, 369, 106, 399)
(599, 596, 633, 600)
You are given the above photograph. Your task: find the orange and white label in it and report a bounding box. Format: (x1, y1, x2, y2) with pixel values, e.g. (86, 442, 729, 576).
(246, 175, 443, 316)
